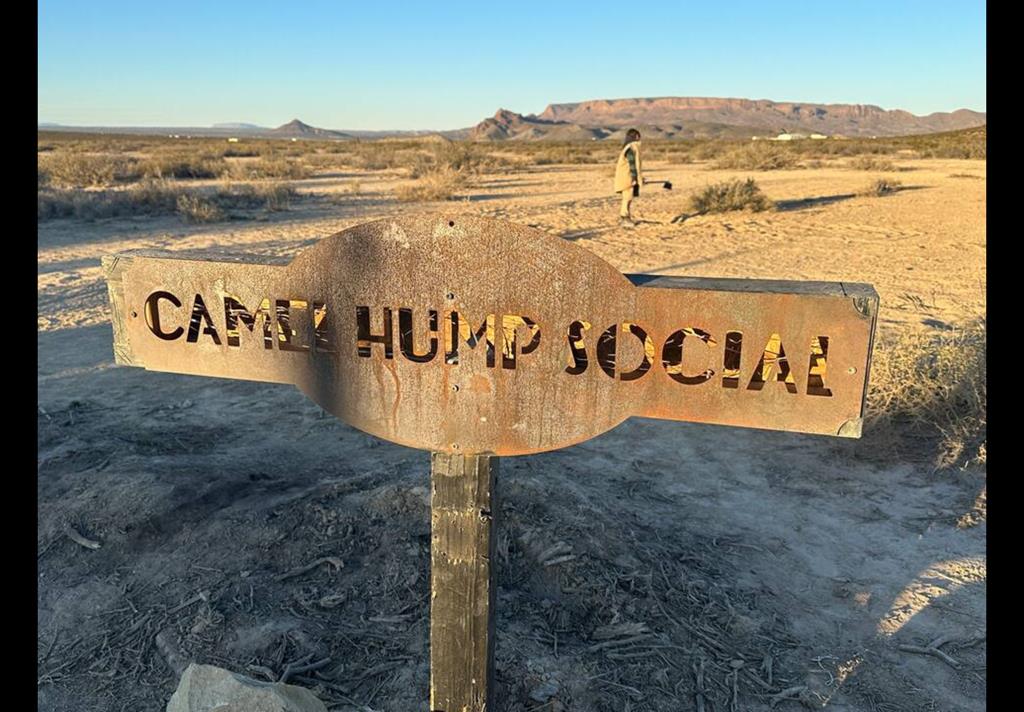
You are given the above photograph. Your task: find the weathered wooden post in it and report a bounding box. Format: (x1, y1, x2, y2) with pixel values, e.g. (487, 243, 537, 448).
(430, 452, 497, 711)
(103, 214, 878, 710)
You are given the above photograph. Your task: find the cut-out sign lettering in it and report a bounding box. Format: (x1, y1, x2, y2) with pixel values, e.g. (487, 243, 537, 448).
(103, 214, 878, 455)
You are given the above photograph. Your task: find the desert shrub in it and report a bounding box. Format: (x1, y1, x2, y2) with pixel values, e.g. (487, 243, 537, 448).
(143, 153, 227, 179)
(129, 178, 186, 212)
(690, 141, 731, 161)
(404, 143, 517, 175)
(861, 178, 902, 196)
(221, 145, 263, 158)
(38, 179, 180, 220)
(224, 157, 310, 180)
(37, 189, 83, 220)
(175, 185, 295, 219)
(530, 144, 605, 165)
(280, 144, 309, 157)
(38, 180, 300, 222)
(438, 143, 491, 172)
(344, 144, 421, 171)
(395, 167, 466, 202)
(38, 153, 141, 188)
(348, 152, 394, 170)
(849, 155, 896, 171)
(176, 194, 224, 223)
(247, 183, 297, 211)
(712, 142, 799, 170)
(322, 141, 353, 154)
(924, 143, 986, 159)
(916, 132, 986, 159)
(688, 178, 774, 213)
(405, 151, 440, 178)
(302, 152, 358, 171)
(864, 321, 986, 470)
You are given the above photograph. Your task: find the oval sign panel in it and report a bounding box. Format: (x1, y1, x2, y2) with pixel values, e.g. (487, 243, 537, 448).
(104, 214, 878, 455)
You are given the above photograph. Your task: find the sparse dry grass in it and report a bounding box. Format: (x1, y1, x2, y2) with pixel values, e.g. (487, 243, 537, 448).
(688, 178, 774, 213)
(395, 167, 466, 202)
(864, 321, 986, 470)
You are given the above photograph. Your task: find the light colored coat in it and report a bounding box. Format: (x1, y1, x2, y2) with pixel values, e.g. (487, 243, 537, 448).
(614, 141, 643, 193)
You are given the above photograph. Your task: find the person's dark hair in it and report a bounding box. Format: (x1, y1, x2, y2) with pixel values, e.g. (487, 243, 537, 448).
(624, 128, 641, 144)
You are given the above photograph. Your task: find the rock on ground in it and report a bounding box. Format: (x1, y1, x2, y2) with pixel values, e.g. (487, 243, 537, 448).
(166, 663, 327, 712)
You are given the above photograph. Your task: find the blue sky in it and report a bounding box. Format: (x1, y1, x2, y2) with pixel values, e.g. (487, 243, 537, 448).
(38, 1, 986, 130)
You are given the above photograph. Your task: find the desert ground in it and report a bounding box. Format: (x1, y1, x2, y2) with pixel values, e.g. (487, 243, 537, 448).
(38, 136, 986, 711)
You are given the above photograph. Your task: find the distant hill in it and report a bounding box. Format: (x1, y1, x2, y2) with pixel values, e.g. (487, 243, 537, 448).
(470, 109, 607, 141)
(270, 119, 352, 139)
(471, 97, 986, 140)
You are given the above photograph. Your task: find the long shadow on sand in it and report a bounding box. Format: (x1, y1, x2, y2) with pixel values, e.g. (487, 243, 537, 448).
(775, 185, 929, 212)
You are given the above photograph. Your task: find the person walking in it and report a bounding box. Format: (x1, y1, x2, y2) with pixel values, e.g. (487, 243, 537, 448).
(614, 128, 643, 226)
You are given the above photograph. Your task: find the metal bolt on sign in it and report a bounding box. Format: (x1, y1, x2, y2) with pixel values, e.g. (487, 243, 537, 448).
(103, 214, 878, 710)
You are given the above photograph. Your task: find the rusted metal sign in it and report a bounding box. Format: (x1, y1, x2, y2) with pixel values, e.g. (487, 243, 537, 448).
(104, 213, 878, 710)
(104, 214, 877, 455)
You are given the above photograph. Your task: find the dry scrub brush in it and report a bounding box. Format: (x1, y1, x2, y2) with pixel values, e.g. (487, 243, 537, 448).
(176, 184, 297, 222)
(38, 153, 141, 188)
(863, 320, 986, 471)
(38, 180, 299, 222)
(393, 143, 520, 201)
(141, 152, 227, 179)
(712, 142, 800, 170)
(529, 143, 612, 165)
(848, 155, 897, 171)
(225, 157, 311, 180)
(688, 178, 774, 213)
(860, 178, 903, 197)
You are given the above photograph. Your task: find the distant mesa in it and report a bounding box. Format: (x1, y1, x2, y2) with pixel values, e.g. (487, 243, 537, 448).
(212, 122, 265, 130)
(38, 97, 985, 142)
(471, 97, 986, 141)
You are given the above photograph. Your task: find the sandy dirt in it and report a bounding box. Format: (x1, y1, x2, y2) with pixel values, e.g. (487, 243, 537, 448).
(38, 157, 986, 711)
